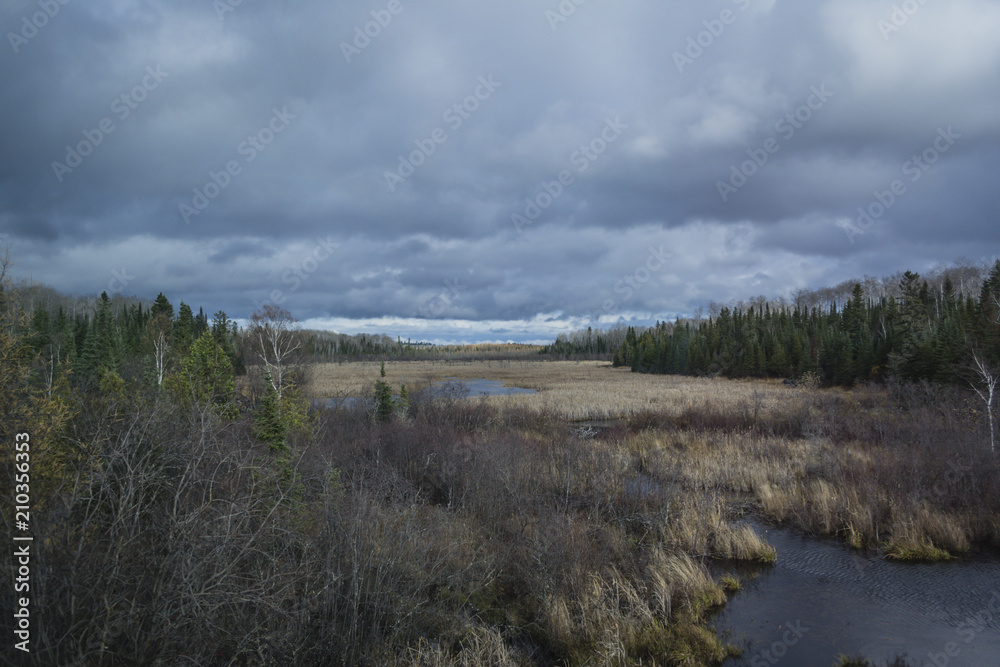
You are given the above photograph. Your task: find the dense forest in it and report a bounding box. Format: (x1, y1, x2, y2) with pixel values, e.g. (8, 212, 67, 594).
(16, 288, 244, 390)
(549, 262, 1000, 388)
(305, 331, 542, 362)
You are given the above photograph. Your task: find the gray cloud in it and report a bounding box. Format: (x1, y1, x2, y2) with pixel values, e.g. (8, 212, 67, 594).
(2, 0, 999, 342)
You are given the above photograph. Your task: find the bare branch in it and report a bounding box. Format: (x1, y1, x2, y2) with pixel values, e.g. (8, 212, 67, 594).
(248, 305, 302, 398)
(967, 349, 997, 453)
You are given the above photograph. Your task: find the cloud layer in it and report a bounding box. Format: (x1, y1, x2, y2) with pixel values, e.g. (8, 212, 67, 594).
(2, 0, 998, 342)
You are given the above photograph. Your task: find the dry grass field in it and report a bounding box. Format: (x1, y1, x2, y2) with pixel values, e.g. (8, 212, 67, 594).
(308, 359, 808, 422)
(293, 359, 1000, 664)
(308, 359, 1000, 562)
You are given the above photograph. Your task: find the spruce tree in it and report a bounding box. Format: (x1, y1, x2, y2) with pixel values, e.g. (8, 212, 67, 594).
(254, 375, 288, 452)
(373, 378, 394, 424)
(175, 302, 195, 355)
(151, 292, 174, 320)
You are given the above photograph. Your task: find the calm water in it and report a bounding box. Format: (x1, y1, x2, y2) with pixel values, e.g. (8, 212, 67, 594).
(430, 377, 537, 397)
(714, 524, 1000, 666)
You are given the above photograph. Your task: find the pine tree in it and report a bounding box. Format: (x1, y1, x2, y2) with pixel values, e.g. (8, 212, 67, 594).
(254, 375, 288, 452)
(175, 302, 195, 355)
(151, 292, 174, 320)
(373, 378, 394, 424)
(79, 292, 116, 382)
(166, 329, 236, 420)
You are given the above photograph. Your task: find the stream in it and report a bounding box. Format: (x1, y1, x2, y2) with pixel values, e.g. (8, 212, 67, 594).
(309, 386, 1000, 665)
(714, 524, 1000, 666)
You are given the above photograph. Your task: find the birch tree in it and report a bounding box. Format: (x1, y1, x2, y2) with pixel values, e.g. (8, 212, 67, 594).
(148, 313, 171, 387)
(248, 304, 301, 399)
(967, 350, 997, 453)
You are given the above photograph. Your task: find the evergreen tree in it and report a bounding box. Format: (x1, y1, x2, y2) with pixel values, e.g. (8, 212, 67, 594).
(254, 374, 288, 452)
(150, 292, 174, 320)
(166, 329, 236, 419)
(195, 306, 209, 338)
(175, 301, 195, 355)
(373, 378, 394, 424)
(79, 292, 116, 381)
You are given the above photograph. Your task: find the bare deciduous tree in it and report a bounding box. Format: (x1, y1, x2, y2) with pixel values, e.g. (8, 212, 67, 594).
(248, 304, 302, 399)
(148, 313, 171, 387)
(967, 350, 997, 453)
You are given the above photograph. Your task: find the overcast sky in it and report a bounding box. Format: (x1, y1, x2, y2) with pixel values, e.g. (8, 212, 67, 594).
(2, 0, 999, 343)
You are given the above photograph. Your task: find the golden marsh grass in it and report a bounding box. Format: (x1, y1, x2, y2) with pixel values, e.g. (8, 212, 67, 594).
(309, 360, 1000, 561)
(308, 359, 810, 422)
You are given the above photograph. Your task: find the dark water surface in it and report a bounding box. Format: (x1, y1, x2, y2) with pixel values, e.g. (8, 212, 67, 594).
(714, 525, 1000, 666)
(431, 377, 537, 397)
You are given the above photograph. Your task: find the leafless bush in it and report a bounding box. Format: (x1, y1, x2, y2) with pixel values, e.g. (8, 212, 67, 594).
(18, 368, 999, 665)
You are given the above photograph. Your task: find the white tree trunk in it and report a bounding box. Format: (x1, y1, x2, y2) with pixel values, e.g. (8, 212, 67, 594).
(969, 351, 997, 453)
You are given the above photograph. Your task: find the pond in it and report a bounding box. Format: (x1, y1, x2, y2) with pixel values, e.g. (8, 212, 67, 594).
(714, 524, 1000, 666)
(429, 377, 537, 398)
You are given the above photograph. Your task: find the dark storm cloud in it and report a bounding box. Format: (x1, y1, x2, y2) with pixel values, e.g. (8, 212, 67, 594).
(2, 0, 998, 342)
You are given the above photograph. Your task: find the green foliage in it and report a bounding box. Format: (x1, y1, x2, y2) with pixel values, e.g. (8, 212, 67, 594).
(373, 378, 394, 424)
(278, 383, 312, 433)
(150, 292, 174, 320)
(98, 368, 125, 397)
(253, 373, 312, 503)
(254, 378, 288, 452)
(211, 309, 243, 374)
(617, 272, 1000, 387)
(174, 301, 195, 355)
(398, 383, 410, 416)
(79, 292, 117, 381)
(165, 330, 237, 420)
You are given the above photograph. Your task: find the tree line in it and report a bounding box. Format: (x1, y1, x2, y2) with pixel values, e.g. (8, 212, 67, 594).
(612, 262, 1000, 388)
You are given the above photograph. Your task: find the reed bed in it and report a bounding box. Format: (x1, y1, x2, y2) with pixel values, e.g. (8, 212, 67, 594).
(278, 360, 1000, 664)
(309, 360, 1000, 561)
(308, 359, 805, 422)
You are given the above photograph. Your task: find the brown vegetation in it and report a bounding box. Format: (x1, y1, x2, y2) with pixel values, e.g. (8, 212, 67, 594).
(9, 358, 1000, 665)
(311, 361, 1000, 560)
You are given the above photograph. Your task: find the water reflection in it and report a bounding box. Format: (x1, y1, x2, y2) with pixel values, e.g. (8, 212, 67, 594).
(714, 524, 1000, 665)
(429, 377, 537, 398)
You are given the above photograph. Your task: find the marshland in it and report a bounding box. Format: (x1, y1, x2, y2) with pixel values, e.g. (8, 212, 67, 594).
(303, 359, 1000, 665)
(4, 273, 1000, 665)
